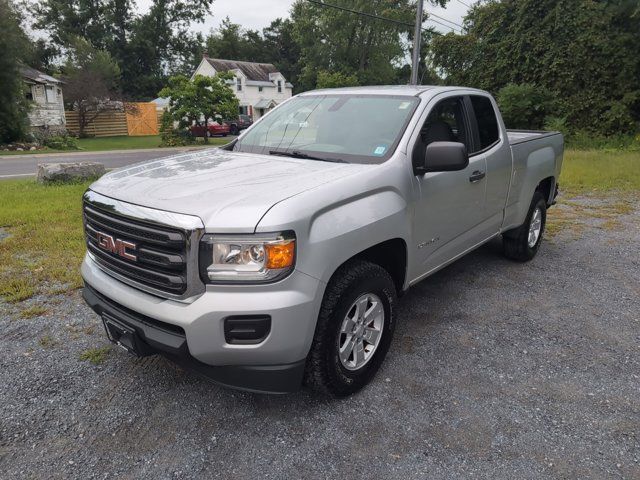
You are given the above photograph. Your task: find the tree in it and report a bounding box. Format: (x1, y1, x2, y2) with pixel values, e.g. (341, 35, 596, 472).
(32, 0, 215, 99)
(496, 83, 553, 130)
(431, 0, 640, 134)
(206, 17, 247, 60)
(289, 0, 447, 92)
(159, 74, 239, 143)
(316, 71, 359, 89)
(62, 36, 123, 137)
(262, 18, 301, 90)
(0, 0, 32, 143)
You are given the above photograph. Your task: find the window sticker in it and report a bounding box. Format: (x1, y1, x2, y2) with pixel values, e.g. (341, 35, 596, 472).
(398, 102, 411, 110)
(373, 146, 387, 156)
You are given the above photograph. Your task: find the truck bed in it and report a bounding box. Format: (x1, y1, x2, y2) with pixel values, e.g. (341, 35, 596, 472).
(507, 129, 562, 145)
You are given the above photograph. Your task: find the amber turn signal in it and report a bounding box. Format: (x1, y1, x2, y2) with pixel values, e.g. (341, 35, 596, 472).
(265, 241, 295, 269)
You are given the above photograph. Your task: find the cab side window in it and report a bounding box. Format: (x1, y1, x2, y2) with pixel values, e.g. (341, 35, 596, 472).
(469, 95, 500, 151)
(412, 96, 471, 170)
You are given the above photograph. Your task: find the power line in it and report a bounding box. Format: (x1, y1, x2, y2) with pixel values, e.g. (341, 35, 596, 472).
(307, 0, 414, 28)
(425, 16, 461, 32)
(455, 0, 472, 8)
(306, 0, 461, 34)
(428, 11, 464, 29)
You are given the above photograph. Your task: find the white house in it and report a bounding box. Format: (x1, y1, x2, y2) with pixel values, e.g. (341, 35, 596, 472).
(191, 56, 293, 120)
(20, 66, 66, 132)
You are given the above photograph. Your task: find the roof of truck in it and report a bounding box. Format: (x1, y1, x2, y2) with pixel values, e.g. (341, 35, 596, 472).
(300, 85, 488, 97)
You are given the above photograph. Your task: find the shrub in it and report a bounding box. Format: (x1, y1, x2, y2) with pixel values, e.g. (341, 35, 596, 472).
(43, 135, 79, 150)
(159, 110, 195, 147)
(543, 116, 569, 135)
(316, 71, 359, 89)
(497, 83, 554, 130)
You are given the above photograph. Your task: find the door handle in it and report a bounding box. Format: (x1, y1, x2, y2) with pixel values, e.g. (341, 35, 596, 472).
(469, 170, 486, 183)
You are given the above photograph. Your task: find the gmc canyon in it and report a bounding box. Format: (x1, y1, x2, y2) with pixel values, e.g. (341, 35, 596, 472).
(81, 86, 564, 396)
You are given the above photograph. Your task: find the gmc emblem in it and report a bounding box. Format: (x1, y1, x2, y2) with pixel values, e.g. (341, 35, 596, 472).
(96, 231, 137, 261)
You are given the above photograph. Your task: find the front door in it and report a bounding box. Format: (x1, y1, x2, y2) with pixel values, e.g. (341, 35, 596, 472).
(410, 94, 491, 281)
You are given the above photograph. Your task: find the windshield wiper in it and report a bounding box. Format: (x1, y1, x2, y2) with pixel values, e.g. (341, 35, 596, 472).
(268, 150, 346, 163)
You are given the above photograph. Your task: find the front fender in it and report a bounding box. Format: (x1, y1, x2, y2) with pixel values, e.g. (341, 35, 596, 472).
(257, 187, 411, 285)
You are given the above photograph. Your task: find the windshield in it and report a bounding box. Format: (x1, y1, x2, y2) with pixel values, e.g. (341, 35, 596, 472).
(233, 94, 420, 164)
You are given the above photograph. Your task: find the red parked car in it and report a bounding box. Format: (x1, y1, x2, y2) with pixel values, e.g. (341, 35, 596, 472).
(189, 121, 230, 138)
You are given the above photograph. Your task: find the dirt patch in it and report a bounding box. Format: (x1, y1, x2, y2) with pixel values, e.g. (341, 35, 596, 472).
(546, 193, 639, 240)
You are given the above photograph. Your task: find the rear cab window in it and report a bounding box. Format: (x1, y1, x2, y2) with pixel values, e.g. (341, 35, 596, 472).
(469, 95, 500, 153)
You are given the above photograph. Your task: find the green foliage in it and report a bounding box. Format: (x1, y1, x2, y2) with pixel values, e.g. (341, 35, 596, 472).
(496, 83, 553, 130)
(62, 37, 122, 137)
(0, 0, 31, 143)
(32, 0, 215, 99)
(543, 117, 568, 135)
(565, 132, 640, 152)
(159, 110, 195, 147)
(290, 0, 419, 91)
(431, 0, 640, 135)
(316, 71, 360, 89)
(159, 74, 239, 143)
(63, 36, 121, 91)
(43, 135, 79, 151)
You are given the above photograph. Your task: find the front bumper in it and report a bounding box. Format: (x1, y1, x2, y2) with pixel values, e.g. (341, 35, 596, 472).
(81, 254, 325, 393)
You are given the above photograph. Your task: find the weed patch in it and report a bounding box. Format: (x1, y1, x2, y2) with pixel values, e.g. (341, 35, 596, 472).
(79, 346, 111, 365)
(38, 335, 57, 348)
(20, 304, 48, 319)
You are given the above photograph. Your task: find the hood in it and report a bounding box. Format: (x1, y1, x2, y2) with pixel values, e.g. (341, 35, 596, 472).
(90, 148, 368, 231)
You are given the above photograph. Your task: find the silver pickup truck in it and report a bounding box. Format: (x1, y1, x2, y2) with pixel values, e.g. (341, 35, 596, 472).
(81, 86, 563, 396)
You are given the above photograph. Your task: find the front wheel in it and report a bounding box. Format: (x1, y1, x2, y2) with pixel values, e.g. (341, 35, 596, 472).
(503, 191, 547, 262)
(304, 260, 397, 397)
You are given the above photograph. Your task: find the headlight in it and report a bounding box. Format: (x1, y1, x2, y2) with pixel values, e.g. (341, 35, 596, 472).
(199, 231, 296, 284)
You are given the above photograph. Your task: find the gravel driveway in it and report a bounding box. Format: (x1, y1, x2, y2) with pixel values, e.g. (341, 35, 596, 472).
(1, 195, 639, 479)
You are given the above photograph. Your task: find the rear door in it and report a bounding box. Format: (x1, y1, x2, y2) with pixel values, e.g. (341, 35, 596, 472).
(467, 95, 512, 230)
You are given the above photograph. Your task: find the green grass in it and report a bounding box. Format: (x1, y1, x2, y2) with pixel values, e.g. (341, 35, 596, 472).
(0, 180, 90, 302)
(0, 148, 637, 303)
(79, 346, 111, 365)
(560, 149, 640, 193)
(0, 135, 229, 155)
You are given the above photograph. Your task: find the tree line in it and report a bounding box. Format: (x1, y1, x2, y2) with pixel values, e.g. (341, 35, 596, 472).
(1, 0, 639, 145)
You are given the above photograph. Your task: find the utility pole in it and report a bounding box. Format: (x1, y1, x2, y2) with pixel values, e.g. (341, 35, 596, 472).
(410, 0, 424, 85)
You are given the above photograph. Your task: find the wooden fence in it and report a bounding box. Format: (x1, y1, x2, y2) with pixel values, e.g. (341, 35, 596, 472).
(65, 102, 161, 137)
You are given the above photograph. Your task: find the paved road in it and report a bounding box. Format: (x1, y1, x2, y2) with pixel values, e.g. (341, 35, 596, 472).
(1, 195, 639, 479)
(0, 146, 215, 179)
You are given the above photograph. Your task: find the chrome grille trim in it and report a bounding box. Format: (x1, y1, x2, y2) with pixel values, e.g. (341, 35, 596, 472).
(83, 190, 206, 302)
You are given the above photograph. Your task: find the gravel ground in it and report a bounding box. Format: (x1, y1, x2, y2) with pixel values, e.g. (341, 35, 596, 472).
(1, 195, 639, 479)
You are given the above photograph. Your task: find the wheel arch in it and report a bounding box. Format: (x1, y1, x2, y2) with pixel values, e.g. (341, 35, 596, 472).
(536, 176, 556, 206)
(326, 238, 408, 295)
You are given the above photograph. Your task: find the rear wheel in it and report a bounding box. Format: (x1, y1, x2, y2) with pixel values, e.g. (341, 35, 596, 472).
(304, 260, 397, 397)
(503, 191, 547, 261)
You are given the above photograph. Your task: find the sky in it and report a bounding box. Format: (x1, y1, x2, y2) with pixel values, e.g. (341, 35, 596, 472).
(136, 0, 470, 35)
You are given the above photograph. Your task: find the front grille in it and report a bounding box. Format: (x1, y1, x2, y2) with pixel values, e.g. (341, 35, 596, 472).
(83, 203, 189, 296)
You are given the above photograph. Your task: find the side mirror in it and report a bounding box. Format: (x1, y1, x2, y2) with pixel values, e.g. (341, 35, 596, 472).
(415, 141, 469, 175)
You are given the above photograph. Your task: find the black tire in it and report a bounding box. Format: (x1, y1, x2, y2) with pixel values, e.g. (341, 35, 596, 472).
(503, 191, 547, 262)
(304, 260, 397, 397)
(230, 125, 239, 136)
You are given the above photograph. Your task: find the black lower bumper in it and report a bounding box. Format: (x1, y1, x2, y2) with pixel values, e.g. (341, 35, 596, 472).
(82, 283, 305, 394)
